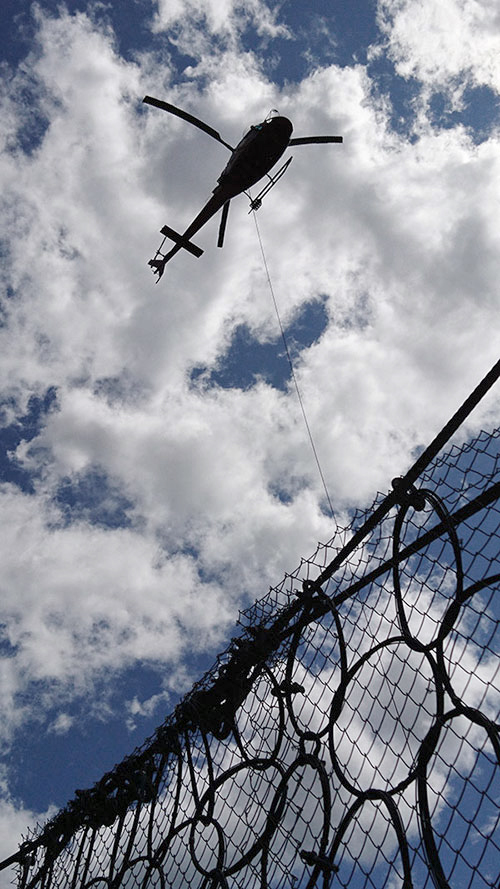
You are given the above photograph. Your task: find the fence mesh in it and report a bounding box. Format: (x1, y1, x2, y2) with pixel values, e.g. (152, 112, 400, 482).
(7, 369, 500, 889)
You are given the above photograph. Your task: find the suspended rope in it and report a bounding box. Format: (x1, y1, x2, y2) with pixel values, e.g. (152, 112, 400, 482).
(252, 211, 336, 520)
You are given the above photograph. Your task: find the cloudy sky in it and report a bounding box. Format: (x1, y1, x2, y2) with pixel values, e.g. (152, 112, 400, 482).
(1, 0, 500, 876)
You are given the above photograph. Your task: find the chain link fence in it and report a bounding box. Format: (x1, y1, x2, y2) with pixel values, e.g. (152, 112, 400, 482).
(4, 360, 500, 889)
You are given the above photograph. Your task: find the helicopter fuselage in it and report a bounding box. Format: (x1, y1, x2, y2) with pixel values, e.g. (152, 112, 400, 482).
(151, 115, 293, 275)
(215, 115, 293, 198)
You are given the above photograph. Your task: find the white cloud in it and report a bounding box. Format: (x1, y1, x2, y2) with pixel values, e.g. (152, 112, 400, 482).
(125, 689, 171, 731)
(48, 713, 74, 735)
(377, 0, 500, 95)
(152, 0, 290, 49)
(0, 482, 234, 748)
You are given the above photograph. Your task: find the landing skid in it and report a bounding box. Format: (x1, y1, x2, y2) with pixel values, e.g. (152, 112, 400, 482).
(247, 156, 293, 212)
(148, 228, 169, 280)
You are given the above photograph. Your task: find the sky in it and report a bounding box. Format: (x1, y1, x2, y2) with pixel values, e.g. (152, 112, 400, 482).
(0, 0, 500, 879)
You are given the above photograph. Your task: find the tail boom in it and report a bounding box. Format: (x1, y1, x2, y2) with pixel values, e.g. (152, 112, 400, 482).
(147, 191, 229, 280)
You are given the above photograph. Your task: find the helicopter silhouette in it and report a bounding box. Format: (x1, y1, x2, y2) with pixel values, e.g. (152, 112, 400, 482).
(143, 96, 343, 280)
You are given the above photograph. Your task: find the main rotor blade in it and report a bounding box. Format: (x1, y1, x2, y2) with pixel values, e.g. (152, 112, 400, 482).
(143, 96, 234, 150)
(289, 136, 343, 145)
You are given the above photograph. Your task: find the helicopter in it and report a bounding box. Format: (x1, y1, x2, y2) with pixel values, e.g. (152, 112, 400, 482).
(143, 96, 343, 280)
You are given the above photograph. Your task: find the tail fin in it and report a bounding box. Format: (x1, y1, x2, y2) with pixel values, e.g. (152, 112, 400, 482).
(148, 257, 167, 281)
(160, 225, 203, 258)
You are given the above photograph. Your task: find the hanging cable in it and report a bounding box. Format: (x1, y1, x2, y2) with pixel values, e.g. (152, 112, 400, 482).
(252, 211, 336, 520)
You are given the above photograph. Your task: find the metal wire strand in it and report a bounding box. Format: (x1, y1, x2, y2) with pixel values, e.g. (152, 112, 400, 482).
(251, 210, 336, 521)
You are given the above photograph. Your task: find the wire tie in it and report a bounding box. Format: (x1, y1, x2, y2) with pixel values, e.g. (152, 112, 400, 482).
(391, 477, 426, 511)
(300, 850, 338, 873)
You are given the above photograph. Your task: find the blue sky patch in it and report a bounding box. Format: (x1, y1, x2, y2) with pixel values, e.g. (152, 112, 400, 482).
(0, 626, 18, 659)
(260, 0, 379, 84)
(191, 297, 329, 391)
(54, 467, 135, 529)
(430, 84, 500, 143)
(8, 649, 220, 811)
(368, 56, 423, 138)
(9, 76, 52, 156)
(8, 664, 165, 810)
(0, 388, 57, 493)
